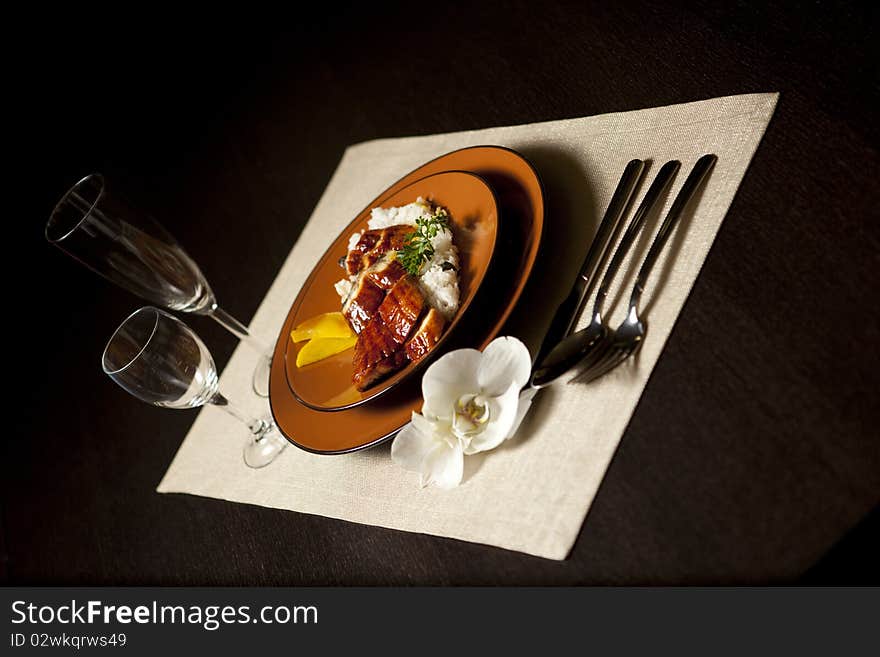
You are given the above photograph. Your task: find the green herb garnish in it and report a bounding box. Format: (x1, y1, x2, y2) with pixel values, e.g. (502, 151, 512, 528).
(396, 209, 450, 276)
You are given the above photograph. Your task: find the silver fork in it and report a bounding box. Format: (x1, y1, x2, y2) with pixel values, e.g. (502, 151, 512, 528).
(529, 160, 680, 388)
(575, 153, 718, 384)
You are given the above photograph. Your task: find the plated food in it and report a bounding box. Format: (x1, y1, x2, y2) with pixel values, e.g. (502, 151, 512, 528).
(281, 170, 500, 413)
(332, 198, 460, 390)
(270, 147, 544, 453)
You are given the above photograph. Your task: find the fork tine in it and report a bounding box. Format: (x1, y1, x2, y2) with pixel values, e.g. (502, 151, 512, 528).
(582, 352, 624, 383)
(569, 340, 612, 379)
(596, 348, 631, 380)
(568, 337, 616, 382)
(571, 343, 622, 383)
(578, 343, 633, 384)
(600, 342, 641, 378)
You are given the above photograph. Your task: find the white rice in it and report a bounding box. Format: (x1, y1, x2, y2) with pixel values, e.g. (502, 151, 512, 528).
(334, 277, 354, 300)
(367, 197, 434, 230)
(336, 197, 460, 318)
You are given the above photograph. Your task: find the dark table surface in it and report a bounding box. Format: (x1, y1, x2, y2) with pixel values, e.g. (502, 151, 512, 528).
(6, 1, 879, 584)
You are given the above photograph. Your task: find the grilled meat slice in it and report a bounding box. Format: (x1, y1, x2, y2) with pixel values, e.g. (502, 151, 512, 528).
(342, 275, 384, 334)
(352, 317, 410, 390)
(344, 230, 381, 275)
(405, 308, 447, 362)
(341, 254, 410, 334)
(377, 275, 425, 344)
(353, 349, 409, 391)
(372, 224, 413, 251)
(345, 225, 413, 275)
(351, 275, 426, 390)
(344, 221, 451, 390)
(364, 254, 408, 290)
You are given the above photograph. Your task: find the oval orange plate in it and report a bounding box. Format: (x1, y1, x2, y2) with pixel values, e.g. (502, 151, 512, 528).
(285, 171, 499, 411)
(269, 145, 544, 454)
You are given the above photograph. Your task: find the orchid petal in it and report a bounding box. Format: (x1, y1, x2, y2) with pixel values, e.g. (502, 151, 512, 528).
(391, 413, 438, 473)
(477, 337, 532, 397)
(392, 413, 464, 488)
(419, 437, 464, 489)
(421, 348, 482, 420)
(464, 382, 521, 454)
(410, 410, 450, 439)
(509, 389, 535, 440)
(420, 440, 464, 490)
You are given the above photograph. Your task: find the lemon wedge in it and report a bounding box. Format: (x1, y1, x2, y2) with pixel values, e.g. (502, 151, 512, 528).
(291, 312, 354, 343)
(296, 335, 358, 368)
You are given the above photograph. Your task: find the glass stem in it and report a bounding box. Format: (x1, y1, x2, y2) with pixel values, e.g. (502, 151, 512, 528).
(211, 392, 270, 441)
(209, 305, 272, 358)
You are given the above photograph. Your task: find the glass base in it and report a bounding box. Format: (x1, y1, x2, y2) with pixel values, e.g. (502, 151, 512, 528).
(252, 354, 272, 398)
(243, 423, 288, 468)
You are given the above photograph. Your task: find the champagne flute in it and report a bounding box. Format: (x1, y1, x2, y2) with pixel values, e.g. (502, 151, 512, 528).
(102, 307, 287, 468)
(46, 173, 273, 397)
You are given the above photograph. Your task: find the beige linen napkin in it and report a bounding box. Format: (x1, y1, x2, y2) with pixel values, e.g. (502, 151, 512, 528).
(157, 93, 778, 560)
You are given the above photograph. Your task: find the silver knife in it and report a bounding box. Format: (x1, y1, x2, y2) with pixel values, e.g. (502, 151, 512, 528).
(534, 158, 645, 364)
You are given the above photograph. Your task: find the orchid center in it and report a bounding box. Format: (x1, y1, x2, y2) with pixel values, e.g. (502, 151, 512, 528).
(452, 393, 491, 438)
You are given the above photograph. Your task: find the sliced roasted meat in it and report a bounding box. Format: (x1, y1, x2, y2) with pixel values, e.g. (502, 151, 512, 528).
(405, 308, 447, 362)
(345, 225, 413, 275)
(342, 218, 453, 391)
(364, 253, 408, 290)
(374, 224, 413, 251)
(342, 254, 410, 334)
(342, 275, 384, 334)
(377, 275, 425, 344)
(353, 348, 409, 391)
(352, 317, 409, 391)
(351, 275, 426, 390)
(344, 230, 381, 275)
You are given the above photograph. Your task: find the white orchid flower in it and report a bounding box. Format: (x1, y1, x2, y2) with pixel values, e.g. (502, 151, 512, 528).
(391, 336, 533, 489)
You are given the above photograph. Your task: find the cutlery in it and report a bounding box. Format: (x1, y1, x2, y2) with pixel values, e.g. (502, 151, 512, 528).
(573, 154, 717, 384)
(534, 158, 645, 364)
(530, 159, 681, 388)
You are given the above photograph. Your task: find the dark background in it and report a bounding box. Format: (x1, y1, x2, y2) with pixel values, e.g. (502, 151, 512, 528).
(5, 1, 878, 584)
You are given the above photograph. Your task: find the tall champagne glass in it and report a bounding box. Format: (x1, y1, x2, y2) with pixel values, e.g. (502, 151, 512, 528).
(46, 173, 272, 396)
(102, 307, 287, 468)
